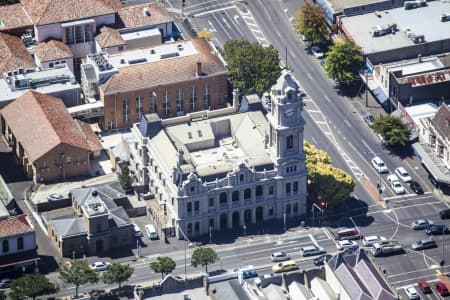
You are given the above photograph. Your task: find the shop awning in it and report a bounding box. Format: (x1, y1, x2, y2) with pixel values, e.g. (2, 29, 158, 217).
(372, 87, 389, 104)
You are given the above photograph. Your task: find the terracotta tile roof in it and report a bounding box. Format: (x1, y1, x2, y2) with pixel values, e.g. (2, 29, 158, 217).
(95, 26, 125, 49)
(19, 0, 122, 26)
(117, 2, 173, 29)
(74, 119, 103, 152)
(0, 3, 33, 31)
(1, 91, 103, 161)
(431, 104, 450, 140)
(34, 40, 73, 62)
(0, 215, 34, 238)
(0, 32, 36, 75)
(101, 38, 227, 95)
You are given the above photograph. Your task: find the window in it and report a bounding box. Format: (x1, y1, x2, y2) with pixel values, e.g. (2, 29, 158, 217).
(164, 90, 170, 116)
(204, 83, 210, 108)
(17, 237, 23, 250)
(122, 99, 129, 123)
(194, 201, 199, 211)
(256, 185, 263, 197)
(209, 198, 214, 207)
(293, 182, 298, 194)
(269, 185, 274, 195)
(49, 62, 54, 68)
(194, 222, 200, 233)
(220, 192, 227, 203)
(209, 218, 214, 227)
(286, 182, 291, 194)
(286, 135, 294, 149)
(150, 92, 157, 113)
(176, 88, 184, 112)
(240, 174, 244, 182)
(286, 203, 291, 214)
(190, 85, 197, 110)
(84, 24, 93, 42)
(268, 208, 274, 216)
(293, 203, 298, 213)
(187, 223, 192, 234)
(136, 96, 143, 120)
(187, 202, 192, 213)
(244, 188, 251, 199)
(65, 27, 74, 44)
(2, 240, 9, 253)
(75, 26, 83, 43)
(97, 224, 102, 232)
(232, 191, 239, 202)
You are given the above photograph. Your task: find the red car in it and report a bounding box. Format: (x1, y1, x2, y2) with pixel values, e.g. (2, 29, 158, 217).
(436, 282, 449, 296)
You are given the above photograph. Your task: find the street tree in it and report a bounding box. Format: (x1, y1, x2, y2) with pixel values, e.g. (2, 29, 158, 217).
(191, 247, 218, 273)
(305, 141, 355, 205)
(293, 3, 328, 44)
(102, 262, 134, 289)
(371, 115, 410, 146)
(149, 256, 176, 279)
(118, 163, 133, 191)
(0, 290, 5, 300)
(222, 40, 281, 95)
(324, 39, 364, 86)
(9, 274, 58, 300)
(58, 260, 99, 298)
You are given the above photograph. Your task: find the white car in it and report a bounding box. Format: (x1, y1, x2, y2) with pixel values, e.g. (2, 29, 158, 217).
(336, 240, 359, 251)
(133, 223, 143, 238)
(310, 46, 324, 59)
(89, 261, 111, 271)
(362, 235, 387, 247)
(390, 180, 405, 194)
(404, 286, 420, 299)
(271, 251, 290, 262)
(395, 167, 412, 182)
(371, 157, 388, 173)
(411, 219, 434, 230)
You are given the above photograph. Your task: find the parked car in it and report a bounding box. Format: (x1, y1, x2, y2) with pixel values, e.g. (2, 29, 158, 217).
(394, 167, 412, 182)
(132, 223, 143, 238)
(376, 134, 390, 147)
(411, 238, 437, 250)
(48, 193, 65, 201)
(271, 260, 298, 273)
(310, 45, 324, 59)
(404, 286, 420, 300)
(363, 115, 374, 126)
(313, 254, 333, 266)
(409, 181, 423, 194)
(336, 240, 359, 251)
(418, 281, 431, 294)
(436, 282, 449, 296)
(440, 209, 450, 219)
(426, 225, 450, 235)
(362, 235, 387, 247)
(411, 219, 434, 230)
(89, 261, 111, 271)
(300, 246, 326, 257)
(371, 157, 388, 173)
(0, 279, 11, 289)
(271, 252, 290, 262)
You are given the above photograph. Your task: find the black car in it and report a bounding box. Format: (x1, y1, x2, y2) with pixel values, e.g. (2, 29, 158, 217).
(440, 209, 450, 219)
(426, 225, 450, 235)
(409, 181, 423, 194)
(313, 254, 333, 266)
(0, 279, 11, 289)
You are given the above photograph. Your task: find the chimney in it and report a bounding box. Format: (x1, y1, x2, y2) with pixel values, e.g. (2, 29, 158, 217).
(418, 54, 422, 62)
(233, 88, 240, 111)
(196, 62, 202, 76)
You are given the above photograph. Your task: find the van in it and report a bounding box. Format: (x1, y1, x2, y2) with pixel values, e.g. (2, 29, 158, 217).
(300, 246, 325, 257)
(144, 224, 158, 240)
(336, 228, 360, 240)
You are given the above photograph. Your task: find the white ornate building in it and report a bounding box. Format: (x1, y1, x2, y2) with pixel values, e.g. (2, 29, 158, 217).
(128, 70, 308, 238)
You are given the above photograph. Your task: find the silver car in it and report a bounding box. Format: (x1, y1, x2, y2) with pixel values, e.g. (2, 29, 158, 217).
(411, 219, 434, 230)
(271, 251, 290, 262)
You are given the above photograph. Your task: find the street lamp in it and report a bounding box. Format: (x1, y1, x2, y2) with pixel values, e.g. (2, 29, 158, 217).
(312, 203, 323, 226)
(178, 222, 193, 281)
(72, 250, 75, 261)
(243, 224, 247, 236)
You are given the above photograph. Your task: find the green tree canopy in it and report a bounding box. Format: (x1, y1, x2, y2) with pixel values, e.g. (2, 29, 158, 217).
(149, 256, 176, 279)
(102, 262, 134, 288)
(324, 39, 364, 86)
(305, 141, 355, 205)
(119, 163, 133, 191)
(58, 260, 99, 298)
(293, 3, 328, 44)
(9, 274, 58, 300)
(371, 115, 410, 146)
(0, 290, 6, 300)
(191, 247, 218, 273)
(222, 40, 281, 96)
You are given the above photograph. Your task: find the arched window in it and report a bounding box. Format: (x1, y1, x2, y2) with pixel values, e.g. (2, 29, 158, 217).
(244, 188, 251, 199)
(232, 191, 239, 202)
(286, 135, 294, 149)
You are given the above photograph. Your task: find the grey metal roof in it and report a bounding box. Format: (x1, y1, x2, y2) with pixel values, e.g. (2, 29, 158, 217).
(51, 216, 86, 237)
(108, 206, 131, 227)
(210, 279, 251, 300)
(71, 181, 126, 209)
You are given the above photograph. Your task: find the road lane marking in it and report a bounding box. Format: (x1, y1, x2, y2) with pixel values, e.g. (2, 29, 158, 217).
(362, 139, 373, 154)
(344, 119, 352, 128)
(324, 95, 331, 103)
(311, 136, 318, 144)
(222, 17, 232, 29)
(384, 192, 433, 200)
(194, 6, 236, 17)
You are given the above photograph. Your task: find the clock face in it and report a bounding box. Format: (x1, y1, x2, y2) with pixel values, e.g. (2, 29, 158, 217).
(285, 108, 295, 118)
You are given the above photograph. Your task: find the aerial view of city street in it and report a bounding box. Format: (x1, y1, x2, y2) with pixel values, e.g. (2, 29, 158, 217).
(0, 0, 449, 299)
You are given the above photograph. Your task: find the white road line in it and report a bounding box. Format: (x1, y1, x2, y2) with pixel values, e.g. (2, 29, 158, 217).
(289, 49, 296, 58)
(222, 17, 232, 30)
(306, 72, 313, 80)
(362, 139, 373, 155)
(256, 0, 272, 21)
(311, 136, 318, 144)
(185, 0, 235, 10)
(324, 95, 331, 103)
(344, 119, 352, 128)
(289, 16, 294, 22)
(305, 109, 321, 113)
(391, 274, 440, 285)
(207, 20, 217, 32)
(384, 192, 433, 201)
(308, 234, 318, 247)
(194, 6, 236, 17)
(315, 121, 327, 125)
(212, 14, 232, 39)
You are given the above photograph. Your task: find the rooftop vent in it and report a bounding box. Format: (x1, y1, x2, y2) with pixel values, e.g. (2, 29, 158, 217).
(374, 11, 382, 18)
(150, 49, 156, 54)
(120, 58, 126, 64)
(406, 31, 425, 43)
(404, 0, 426, 10)
(143, 7, 150, 16)
(371, 23, 397, 37)
(441, 13, 450, 22)
(92, 190, 98, 197)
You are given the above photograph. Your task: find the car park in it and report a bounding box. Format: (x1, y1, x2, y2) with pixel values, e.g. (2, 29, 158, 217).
(362, 235, 387, 247)
(0, 279, 11, 289)
(409, 181, 423, 194)
(436, 282, 449, 296)
(300, 246, 326, 257)
(411, 219, 434, 230)
(394, 167, 412, 182)
(411, 238, 437, 250)
(404, 286, 420, 299)
(89, 261, 111, 271)
(313, 254, 332, 266)
(310, 45, 324, 59)
(440, 209, 450, 219)
(418, 281, 431, 294)
(336, 240, 358, 251)
(371, 157, 388, 173)
(425, 224, 450, 235)
(271, 252, 290, 262)
(271, 260, 298, 273)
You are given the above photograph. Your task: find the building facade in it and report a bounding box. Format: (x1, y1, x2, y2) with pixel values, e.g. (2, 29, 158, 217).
(128, 70, 307, 239)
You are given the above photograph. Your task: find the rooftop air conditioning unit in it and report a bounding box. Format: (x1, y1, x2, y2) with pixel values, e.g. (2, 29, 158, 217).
(441, 13, 450, 22)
